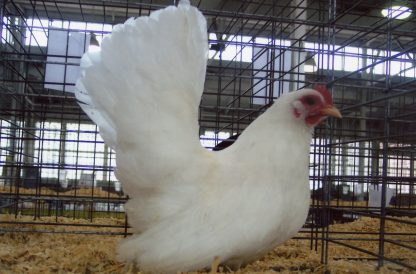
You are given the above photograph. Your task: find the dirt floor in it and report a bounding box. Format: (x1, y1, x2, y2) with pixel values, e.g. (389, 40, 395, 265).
(1, 214, 415, 274)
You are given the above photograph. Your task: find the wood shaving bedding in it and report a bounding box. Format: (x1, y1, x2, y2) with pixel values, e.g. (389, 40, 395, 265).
(0, 186, 123, 198)
(1, 215, 415, 273)
(313, 200, 416, 208)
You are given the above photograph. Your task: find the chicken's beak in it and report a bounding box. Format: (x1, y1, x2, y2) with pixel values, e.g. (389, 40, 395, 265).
(321, 105, 342, 118)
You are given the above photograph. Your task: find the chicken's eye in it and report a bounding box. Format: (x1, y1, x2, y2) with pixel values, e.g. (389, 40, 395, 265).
(304, 96, 316, 106)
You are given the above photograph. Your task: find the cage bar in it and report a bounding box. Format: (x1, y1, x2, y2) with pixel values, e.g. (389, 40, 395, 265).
(1, 0, 415, 272)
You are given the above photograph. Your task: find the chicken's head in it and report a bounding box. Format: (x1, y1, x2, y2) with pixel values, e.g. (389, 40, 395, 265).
(292, 85, 342, 126)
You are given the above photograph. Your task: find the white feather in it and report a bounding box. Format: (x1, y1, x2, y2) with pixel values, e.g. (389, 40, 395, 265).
(76, 2, 315, 273)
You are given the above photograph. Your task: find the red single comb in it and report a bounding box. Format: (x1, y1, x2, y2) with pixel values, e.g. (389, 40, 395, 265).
(313, 84, 333, 105)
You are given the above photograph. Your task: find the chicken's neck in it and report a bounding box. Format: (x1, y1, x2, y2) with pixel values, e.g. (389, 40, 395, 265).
(233, 99, 313, 156)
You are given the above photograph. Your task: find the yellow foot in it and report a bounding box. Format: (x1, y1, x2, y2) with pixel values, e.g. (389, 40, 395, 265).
(210, 256, 221, 274)
(125, 262, 140, 274)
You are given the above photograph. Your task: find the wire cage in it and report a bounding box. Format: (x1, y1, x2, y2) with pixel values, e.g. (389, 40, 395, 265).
(1, 0, 415, 272)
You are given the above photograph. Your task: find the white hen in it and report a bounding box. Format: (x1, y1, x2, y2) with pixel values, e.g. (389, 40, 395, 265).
(76, 1, 341, 273)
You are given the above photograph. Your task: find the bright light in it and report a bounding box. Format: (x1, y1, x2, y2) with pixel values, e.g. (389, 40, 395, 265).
(382, 6, 412, 19)
(88, 45, 101, 53)
(304, 64, 317, 73)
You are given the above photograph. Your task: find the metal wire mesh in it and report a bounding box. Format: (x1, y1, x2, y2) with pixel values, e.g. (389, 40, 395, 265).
(1, 0, 415, 271)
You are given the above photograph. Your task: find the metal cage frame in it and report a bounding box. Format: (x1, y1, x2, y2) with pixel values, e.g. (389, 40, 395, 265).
(1, 0, 415, 271)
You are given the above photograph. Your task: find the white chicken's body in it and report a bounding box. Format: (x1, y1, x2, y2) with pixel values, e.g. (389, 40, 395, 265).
(76, 1, 312, 273)
(117, 97, 312, 272)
